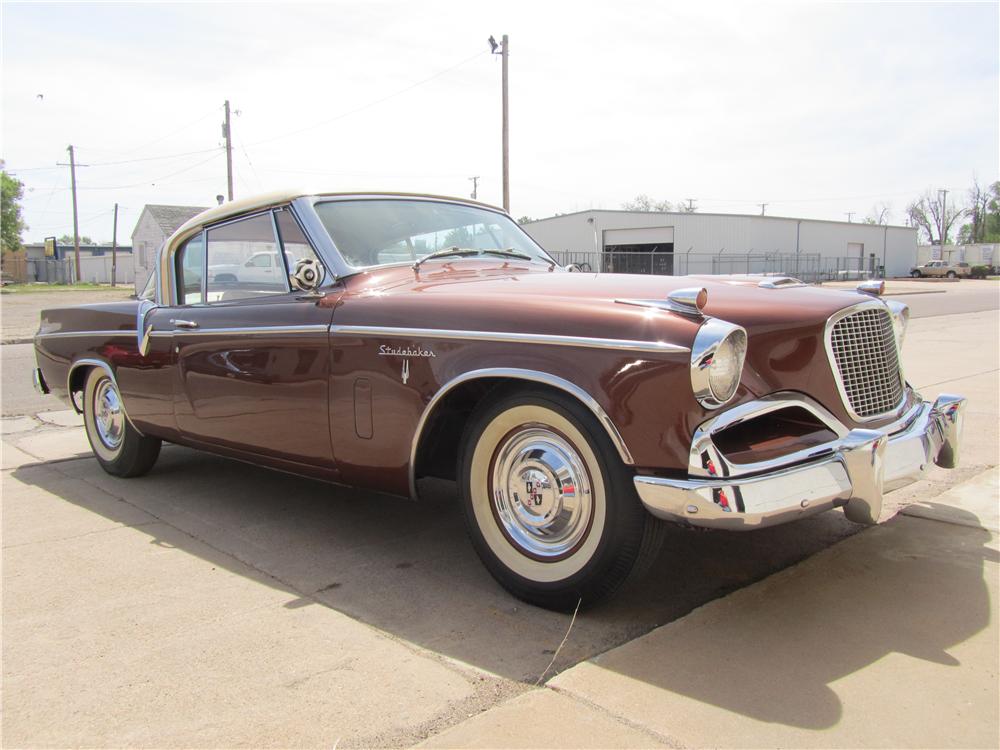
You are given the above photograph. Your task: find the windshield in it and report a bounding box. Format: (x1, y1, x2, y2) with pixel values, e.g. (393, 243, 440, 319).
(313, 199, 553, 271)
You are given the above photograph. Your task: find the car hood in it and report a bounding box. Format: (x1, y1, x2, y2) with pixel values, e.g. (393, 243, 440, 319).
(336, 262, 871, 338)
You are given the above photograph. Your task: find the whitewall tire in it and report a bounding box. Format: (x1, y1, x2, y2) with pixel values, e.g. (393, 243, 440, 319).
(459, 389, 663, 610)
(81, 367, 161, 477)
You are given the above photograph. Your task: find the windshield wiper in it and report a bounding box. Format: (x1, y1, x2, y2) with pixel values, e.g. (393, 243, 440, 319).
(412, 246, 481, 271)
(479, 248, 534, 261)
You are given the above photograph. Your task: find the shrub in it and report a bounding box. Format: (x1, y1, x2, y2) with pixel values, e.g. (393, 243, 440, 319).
(970, 265, 990, 279)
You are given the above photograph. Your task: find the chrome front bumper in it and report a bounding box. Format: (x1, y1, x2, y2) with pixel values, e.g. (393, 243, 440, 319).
(634, 393, 966, 529)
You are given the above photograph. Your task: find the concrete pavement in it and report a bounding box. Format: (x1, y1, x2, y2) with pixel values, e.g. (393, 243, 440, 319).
(425, 468, 996, 749)
(2, 308, 997, 747)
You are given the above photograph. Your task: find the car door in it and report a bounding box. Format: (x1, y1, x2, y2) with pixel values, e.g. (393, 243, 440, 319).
(169, 207, 339, 467)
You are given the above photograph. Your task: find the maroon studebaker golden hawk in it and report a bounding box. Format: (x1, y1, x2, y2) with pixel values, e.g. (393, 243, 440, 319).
(32, 192, 965, 609)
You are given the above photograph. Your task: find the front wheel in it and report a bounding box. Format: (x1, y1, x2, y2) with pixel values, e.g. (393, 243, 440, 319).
(458, 389, 662, 610)
(82, 368, 162, 477)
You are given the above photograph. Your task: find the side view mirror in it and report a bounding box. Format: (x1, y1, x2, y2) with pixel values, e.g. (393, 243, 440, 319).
(565, 263, 582, 273)
(290, 258, 326, 293)
(136, 299, 158, 356)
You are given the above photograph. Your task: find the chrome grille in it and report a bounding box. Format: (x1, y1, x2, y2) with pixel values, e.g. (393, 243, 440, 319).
(829, 307, 903, 418)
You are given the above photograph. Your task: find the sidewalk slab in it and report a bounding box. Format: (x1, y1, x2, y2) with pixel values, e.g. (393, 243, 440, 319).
(902, 469, 999, 532)
(36, 408, 83, 427)
(11, 425, 91, 463)
(418, 688, 670, 748)
(550, 512, 999, 749)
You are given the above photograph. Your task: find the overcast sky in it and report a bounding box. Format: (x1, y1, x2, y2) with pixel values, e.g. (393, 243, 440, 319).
(2, 0, 997, 243)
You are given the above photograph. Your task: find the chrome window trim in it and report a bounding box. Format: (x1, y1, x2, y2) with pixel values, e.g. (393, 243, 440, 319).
(824, 300, 908, 423)
(161, 202, 337, 304)
(408, 367, 634, 500)
(329, 324, 690, 354)
(65, 358, 144, 435)
(305, 194, 557, 277)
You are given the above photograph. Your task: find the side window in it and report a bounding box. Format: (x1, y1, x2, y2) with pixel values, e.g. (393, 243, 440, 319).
(176, 234, 205, 305)
(206, 213, 288, 302)
(274, 208, 324, 284)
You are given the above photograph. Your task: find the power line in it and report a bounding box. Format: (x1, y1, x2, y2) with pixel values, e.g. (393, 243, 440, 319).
(74, 151, 224, 190)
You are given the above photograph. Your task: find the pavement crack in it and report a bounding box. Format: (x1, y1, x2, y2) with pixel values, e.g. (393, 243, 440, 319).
(546, 684, 688, 748)
(2, 520, 161, 549)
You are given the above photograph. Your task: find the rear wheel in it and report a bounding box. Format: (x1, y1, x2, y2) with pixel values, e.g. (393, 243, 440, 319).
(910, 270, 922, 278)
(946, 270, 957, 278)
(458, 389, 662, 610)
(82, 368, 161, 477)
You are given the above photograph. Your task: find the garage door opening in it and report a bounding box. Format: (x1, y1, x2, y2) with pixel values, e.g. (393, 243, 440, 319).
(603, 242, 675, 275)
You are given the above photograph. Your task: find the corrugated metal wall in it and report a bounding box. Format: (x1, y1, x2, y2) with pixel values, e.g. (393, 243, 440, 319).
(523, 210, 918, 277)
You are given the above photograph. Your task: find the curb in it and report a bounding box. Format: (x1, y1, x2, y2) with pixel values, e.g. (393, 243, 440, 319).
(1, 337, 33, 346)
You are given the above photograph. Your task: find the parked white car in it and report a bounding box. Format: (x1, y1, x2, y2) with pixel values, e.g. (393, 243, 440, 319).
(207, 251, 293, 285)
(909, 260, 971, 279)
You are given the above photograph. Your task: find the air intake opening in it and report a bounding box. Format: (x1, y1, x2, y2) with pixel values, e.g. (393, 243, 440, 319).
(712, 406, 838, 465)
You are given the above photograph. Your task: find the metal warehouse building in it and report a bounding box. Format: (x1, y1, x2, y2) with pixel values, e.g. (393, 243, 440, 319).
(522, 210, 918, 280)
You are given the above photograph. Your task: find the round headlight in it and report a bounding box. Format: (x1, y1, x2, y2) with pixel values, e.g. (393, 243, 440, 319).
(708, 329, 747, 402)
(690, 320, 748, 409)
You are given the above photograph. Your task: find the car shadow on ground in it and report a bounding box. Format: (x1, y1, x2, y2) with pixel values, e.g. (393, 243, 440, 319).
(13, 444, 958, 691)
(582, 504, 998, 731)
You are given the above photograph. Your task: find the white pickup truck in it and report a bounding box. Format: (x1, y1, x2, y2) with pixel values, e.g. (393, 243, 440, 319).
(909, 260, 971, 279)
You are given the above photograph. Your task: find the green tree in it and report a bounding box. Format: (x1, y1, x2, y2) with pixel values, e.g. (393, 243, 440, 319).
(58, 233, 95, 245)
(1, 165, 28, 253)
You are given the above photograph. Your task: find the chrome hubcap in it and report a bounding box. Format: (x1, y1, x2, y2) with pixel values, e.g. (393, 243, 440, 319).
(491, 426, 593, 559)
(94, 379, 124, 450)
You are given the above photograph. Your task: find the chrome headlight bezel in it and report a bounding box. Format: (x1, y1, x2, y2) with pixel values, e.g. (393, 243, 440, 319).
(691, 318, 748, 409)
(884, 299, 910, 352)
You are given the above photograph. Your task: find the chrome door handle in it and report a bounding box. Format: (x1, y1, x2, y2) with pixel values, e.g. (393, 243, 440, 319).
(170, 319, 199, 329)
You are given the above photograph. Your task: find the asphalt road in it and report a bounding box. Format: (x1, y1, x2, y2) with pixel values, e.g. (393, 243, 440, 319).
(885, 285, 1000, 318)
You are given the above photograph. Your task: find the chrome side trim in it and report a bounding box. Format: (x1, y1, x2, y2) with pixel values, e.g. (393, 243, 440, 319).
(824, 300, 908, 423)
(65, 358, 144, 436)
(150, 324, 330, 337)
(330, 325, 690, 354)
(36, 329, 135, 339)
(408, 367, 635, 500)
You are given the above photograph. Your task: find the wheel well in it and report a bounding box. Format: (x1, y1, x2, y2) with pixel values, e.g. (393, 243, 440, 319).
(67, 364, 93, 413)
(413, 377, 575, 485)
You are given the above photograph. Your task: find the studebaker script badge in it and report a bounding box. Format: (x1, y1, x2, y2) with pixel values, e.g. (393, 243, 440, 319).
(378, 344, 437, 358)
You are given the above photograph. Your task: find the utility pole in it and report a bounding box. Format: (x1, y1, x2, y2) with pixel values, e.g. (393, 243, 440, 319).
(845, 212, 855, 223)
(937, 188, 949, 245)
(685, 198, 697, 212)
(223, 100, 234, 201)
(469, 176, 479, 200)
(758, 203, 768, 216)
(67, 145, 81, 281)
(489, 35, 509, 211)
(111, 203, 119, 288)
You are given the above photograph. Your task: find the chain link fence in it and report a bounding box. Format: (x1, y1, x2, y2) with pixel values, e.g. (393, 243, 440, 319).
(548, 249, 880, 282)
